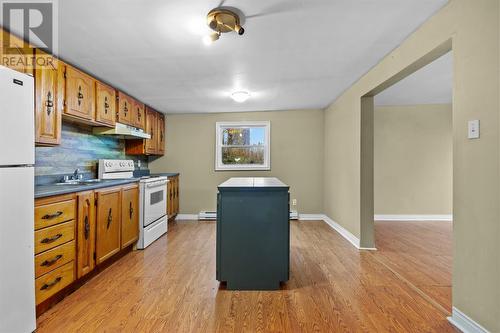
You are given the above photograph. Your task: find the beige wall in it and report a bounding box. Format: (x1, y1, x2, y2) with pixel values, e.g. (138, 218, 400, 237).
(324, 0, 499, 330)
(149, 109, 324, 214)
(374, 104, 452, 215)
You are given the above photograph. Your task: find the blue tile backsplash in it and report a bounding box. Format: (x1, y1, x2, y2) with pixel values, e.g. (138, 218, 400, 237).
(35, 122, 148, 176)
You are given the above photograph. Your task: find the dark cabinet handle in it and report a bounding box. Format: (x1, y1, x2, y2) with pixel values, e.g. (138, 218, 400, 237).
(84, 215, 90, 240)
(160, 131, 163, 142)
(41, 233, 63, 244)
(137, 108, 141, 120)
(123, 102, 128, 116)
(46, 91, 54, 115)
(107, 208, 112, 229)
(104, 96, 109, 114)
(42, 211, 63, 220)
(77, 86, 83, 106)
(129, 202, 133, 220)
(40, 277, 62, 290)
(41, 254, 62, 267)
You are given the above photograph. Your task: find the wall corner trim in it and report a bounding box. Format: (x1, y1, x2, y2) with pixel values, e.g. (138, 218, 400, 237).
(447, 307, 490, 333)
(374, 214, 453, 221)
(300, 215, 377, 250)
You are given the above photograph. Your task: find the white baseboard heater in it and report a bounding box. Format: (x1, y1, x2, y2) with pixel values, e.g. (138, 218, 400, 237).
(199, 211, 217, 220)
(199, 210, 299, 220)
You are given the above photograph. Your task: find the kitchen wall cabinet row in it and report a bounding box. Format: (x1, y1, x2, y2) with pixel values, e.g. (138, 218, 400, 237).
(1, 28, 165, 156)
(125, 107, 165, 156)
(34, 184, 139, 307)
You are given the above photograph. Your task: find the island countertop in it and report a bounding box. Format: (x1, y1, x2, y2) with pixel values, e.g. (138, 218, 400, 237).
(218, 177, 289, 188)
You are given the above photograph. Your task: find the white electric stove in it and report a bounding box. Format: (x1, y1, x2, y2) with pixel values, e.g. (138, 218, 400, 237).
(98, 159, 169, 249)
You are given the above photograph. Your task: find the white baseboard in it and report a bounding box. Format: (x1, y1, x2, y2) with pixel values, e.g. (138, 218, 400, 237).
(175, 214, 199, 221)
(374, 214, 453, 222)
(447, 307, 490, 333)
(321, 215, 376, 251)
(176, 212, 376, 251)
(298, 214, 325, 221)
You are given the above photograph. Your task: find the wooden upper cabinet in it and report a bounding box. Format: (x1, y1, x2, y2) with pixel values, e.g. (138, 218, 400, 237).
(145, 107, 158, 155)
(1, 30, 33, 74)
(157, 113, 165, 155)
(117, 92, 133, 125)
(34, 49, 61, 146)
(76, 191, 95, 278)
(121, 185, 139, 248)
(63, 65, 95, 120)
(95, 81, 116, 127)
(95, 187, 121, 264)
(132, 100, 145, 130)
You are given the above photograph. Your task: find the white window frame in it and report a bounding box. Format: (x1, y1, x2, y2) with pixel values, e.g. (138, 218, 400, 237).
(215, 121, 271, 171)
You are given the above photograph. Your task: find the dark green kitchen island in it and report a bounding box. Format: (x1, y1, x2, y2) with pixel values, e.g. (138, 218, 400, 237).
(216, 177, 290, 290)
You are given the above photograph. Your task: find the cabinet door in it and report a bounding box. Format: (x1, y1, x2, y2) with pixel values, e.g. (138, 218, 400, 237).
(64, 65, 95, 120)
(95, 81, 116, 127)
(34, 49, 61, 145)
(174, 176, 180, 215)
(121, 185, 139, 248)
(95, 188, 121, 264)
(1, 31, 33, 74)
(167, 179, 173, 217)
(157, 113, 165, 155)
(145, 107, 158, 155)
(117, 92, 133, 125)
(77, 191, 95, 278)
(132, 100, 145, 130)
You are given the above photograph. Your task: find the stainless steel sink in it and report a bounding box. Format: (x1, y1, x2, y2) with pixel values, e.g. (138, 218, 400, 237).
(54, 179, 102, 186)
(54, 180, 81, 185)
(79, 179, 103, 184)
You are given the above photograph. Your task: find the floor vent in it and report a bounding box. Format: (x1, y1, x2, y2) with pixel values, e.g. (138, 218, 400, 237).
(199, 211, 217, 220)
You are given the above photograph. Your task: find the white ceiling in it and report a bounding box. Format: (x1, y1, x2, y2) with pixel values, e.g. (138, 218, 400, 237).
(375, 51, 452, 106)
(57, 0, 448, 114)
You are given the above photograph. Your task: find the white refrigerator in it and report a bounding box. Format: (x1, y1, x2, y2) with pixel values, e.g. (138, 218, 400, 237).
(0, 65, 36, 332)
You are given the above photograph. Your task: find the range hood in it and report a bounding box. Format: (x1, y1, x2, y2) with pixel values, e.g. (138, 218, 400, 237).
(93, 122, 151, 139)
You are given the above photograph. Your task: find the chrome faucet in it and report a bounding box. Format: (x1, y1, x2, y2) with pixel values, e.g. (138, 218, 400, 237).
(71, 168, 81, 180)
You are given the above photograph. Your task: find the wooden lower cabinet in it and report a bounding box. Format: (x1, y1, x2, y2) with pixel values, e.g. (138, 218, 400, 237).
(167, 175, 180, 219)
(35, 183, 140, 310)
(35, 240, 75, 278)
(95, 187, 122, 264)
(121, 184, 139, 248)
(77, 191, 96, 278)
(35, 261, 75, 304)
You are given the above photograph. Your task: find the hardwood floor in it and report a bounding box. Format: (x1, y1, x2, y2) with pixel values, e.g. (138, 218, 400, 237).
(373, 221, 453, 313)
(36, 221, 457, 332)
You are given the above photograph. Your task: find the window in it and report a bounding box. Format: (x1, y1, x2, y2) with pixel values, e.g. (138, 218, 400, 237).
(215, 121, 271, 171)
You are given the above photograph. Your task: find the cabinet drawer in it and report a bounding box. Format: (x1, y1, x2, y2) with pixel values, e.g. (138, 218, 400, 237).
(35, 261, 75, 305)
(35, 200, 76, 230)
(35, 240, 75, 278)
(35, 220, 75, 254)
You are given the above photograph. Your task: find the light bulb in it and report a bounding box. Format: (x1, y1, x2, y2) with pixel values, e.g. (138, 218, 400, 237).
(203, 32, 219, 45)
(231, 91, 250, 103)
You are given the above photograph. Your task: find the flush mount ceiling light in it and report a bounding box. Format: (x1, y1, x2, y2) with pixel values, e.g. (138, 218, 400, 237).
(231, 91, 250, 103)
(203, 8, 245, 45)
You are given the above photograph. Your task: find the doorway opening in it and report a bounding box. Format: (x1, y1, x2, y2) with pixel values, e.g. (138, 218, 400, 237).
(361, 43, 453, 314)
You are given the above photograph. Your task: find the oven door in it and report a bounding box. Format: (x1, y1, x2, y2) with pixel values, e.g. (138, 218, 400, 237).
(143, 179, 168, 227)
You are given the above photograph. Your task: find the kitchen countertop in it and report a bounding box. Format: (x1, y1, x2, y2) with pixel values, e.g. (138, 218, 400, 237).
(35, 178, 140, 199)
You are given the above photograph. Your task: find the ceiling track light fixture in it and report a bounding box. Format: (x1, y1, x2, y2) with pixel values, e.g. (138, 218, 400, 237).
(204, 8, 245, 44)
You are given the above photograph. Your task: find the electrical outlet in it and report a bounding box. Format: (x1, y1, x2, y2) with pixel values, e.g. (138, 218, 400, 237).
(292, 199, 297, 206)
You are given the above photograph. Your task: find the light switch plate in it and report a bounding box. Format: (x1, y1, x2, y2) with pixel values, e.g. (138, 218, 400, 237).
(468, 120, 480, 139)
